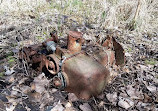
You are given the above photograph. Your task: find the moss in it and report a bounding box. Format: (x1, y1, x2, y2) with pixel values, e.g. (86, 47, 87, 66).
(7, 56, 16, 66)
(36, 36, 44, 41)
(43, 32, 47, 35)
(125, 47, 132, 53)
(8, 58, 15, 63)
(128, 47, 132, 52)
(145, 59, 157, 65)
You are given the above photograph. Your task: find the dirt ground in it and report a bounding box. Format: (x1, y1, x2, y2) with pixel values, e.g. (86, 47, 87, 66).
(0, 10, 158, 111)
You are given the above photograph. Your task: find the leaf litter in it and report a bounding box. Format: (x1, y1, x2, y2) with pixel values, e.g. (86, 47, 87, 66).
(0, 12, 157, 111)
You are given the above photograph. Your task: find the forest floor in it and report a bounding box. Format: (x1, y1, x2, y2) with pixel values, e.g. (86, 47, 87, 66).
(0, 0, 158, 111)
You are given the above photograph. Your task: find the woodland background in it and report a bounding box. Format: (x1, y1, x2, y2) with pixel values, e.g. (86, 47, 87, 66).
(0, 0, 157, 111)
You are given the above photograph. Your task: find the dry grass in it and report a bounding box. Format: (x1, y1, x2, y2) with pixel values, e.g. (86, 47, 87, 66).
(0, 0, 158, 36)
(0, 1, 157, 110)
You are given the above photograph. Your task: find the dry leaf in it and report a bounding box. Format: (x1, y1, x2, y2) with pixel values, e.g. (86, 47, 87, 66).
(143, 93, 152, 103)
(32, 73, 49, 93)
(118, 97, 134, 110)
(79, 103, 92, 111)
(99, 101, 105, 107)
(126, 85, 143, 99)
(106, 92, 117, 105)
(51, 101, 65, 111)
(6, 102, 17, 111)
(125, 52, 131, 57)
(146, 85, 157, 93)
(64, 107, 76, 111)
(18, 77, 28, 85)
(6, 75, 15, 83)
(28, 92, 41, 102)
(64, 102, 76, 111)
(20, 85, 31, 94)
(0, 100, 5, 110)
(65, 102, 72, 108)
(19, 39, 33, 46)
